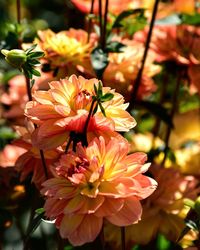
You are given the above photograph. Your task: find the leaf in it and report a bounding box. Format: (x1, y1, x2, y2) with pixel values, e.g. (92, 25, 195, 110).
(105, 41, 125, 53)
(35, 207, 45, 215)
(155, 14, 182, 25)
(135, 100, 173, 128)
(112, 8, 145, 28)
(99, 102, 106, 117)
(97, 81, 103, 97)
(28, 51, 44, 59)
(25, 44, 37, 54)
(101, 93, 114, 102)
(30, 68, 41, 77)
(181, 13, 200, 26)
(25, 211, 45, 241)
(91, 47, 109, 79)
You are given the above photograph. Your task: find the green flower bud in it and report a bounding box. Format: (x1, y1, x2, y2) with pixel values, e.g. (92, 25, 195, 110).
(194, 196, 200, 215)
(1, 49, 27, 68)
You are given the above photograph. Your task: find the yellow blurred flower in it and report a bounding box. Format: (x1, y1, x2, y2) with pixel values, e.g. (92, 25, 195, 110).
(36, 28, 96, 70)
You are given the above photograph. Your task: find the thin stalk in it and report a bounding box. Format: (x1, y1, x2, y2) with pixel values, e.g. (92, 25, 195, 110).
(65, 136, 72, 153)
(128, 0, 160, 110)
(87, 0, 95, 42)
(102, 0, 109, 50)
(98, 0, 103, 46)
(161, 72, 182, 166)
(25, 75, 48, 179)
(83, 99, 96, 137)
(16, 0, 21, 24)
(121, 227, 126, 250)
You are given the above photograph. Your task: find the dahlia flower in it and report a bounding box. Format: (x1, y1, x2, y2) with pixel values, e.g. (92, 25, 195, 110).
(0, 71, 54, 125)
(105, 164, 199, 248)
(102, 39, 160, 99)
(134, 25, 200, 95)
(13, 125, 62, 188)
(36, 28, 96, 71)
(25, 74, 136, 149)
(41, 136, 157, 246)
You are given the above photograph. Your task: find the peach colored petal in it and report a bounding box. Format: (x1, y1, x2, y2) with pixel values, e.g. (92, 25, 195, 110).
(95, 197, 124, 217)
(60, 214, 84, 238)
(106, 197, 142, 226)
(68, 214, 103, 246)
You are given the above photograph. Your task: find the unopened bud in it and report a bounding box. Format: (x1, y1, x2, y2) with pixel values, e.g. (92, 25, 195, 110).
(1, 49, 27, 68)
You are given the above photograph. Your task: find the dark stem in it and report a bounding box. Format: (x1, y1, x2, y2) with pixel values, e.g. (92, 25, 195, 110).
(65, 136, 72, 153)
(25, 76, 33, 101)
(82, 99, 96, 144)
(102, 0, 109, 50)
(87, 0, 95, 42)
(128, 0, 160, 110)
(39, 149, 48, 179)
(121, 227, 126, 250)
(16, 0, 21, 24)
(98, 0, 103, 46)
(161, 71, 182, 166)
(25, 75, 48, 179)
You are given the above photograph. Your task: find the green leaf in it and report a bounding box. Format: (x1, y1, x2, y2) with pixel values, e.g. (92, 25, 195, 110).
(30, 68, 41, 77)
(105, 41, 125, 53)
(97, 81, 103, 97)
(155, 14, 181, 25)
(27, 59, 40, 66)
(28, 51, 44, 59)
(25, 44, 37, 54)
(135, 100, 173, 128)
(99, 102, 106, 117)
(112, 8, 145, 28)
(91, 47, 109, 79)
(181, 13, 200, 26)
(100, 93, 114, 102)
(25, 211, 45, 241)
(35, 207, 45, 215)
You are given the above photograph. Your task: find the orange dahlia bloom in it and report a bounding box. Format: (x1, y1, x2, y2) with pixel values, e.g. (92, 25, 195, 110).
(102, 38, 160, 99)
(36, 29, 96, 71)
(0, 144, 26, 168)
(1, 71, 54, 125)
(135, 25, 200, 95)
(13, 126, 62, 188)
(41, 136, 157, 246)
(71, 0, 141, 15)
(105, 164, 199, 248)
(25, 74, 136, 149)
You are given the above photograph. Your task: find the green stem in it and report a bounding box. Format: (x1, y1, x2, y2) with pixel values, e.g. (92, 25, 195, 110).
(102, 0, 109, 50)
(87, 0, 95, 42)
(128, 0, 160, 110)
(24, 74, 48, 179)
(161, 71, 182, 166)
(82, 99, 96, 145)
(98, 0, 103, 46)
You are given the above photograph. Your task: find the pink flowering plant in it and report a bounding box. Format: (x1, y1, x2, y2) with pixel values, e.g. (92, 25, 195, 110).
(0, 0, 200, 250)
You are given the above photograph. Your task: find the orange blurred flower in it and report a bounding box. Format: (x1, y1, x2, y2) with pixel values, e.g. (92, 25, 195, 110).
(13, 126, 62, 188)
(135, 25, 200, 95)
(1, 71, 54, 124)
(71, 0, 142, 15)
(25, 74, 136, 149)
(103, 38, 160, 99)
(105, 164, 199, 248)
(36, 29, 97, 73)
(0, 144, 26, 168)
(41, 136, 157, 246)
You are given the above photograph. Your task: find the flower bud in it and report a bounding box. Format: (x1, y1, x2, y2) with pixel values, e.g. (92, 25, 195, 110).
(1, 49, 27, 68)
